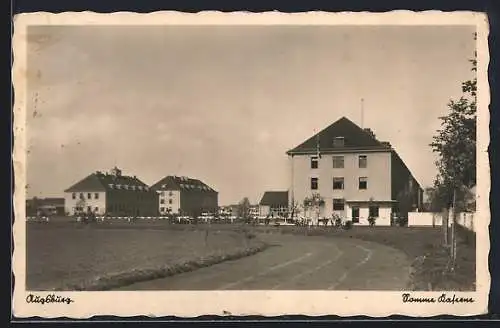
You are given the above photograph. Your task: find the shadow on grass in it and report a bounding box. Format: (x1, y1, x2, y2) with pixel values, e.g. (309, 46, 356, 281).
(53, 241, 272, 291)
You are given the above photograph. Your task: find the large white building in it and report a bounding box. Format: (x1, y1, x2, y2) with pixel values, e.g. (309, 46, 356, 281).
(286, 117, 423, 226)
(64, 167, 158, 217)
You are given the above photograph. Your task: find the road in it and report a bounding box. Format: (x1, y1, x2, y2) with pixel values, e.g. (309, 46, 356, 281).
(116, 234, 411, 290)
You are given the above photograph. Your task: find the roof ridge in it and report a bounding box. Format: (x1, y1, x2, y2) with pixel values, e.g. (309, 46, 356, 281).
(286, 116, 386, 154)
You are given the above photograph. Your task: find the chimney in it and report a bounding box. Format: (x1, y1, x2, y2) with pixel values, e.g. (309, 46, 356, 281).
(363, 128, 376, 139)
(381, 141, 392, 148)
(111, 166, 122, 177)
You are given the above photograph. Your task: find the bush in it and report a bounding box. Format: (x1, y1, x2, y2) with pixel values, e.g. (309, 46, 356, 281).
(343, 220, 353, 230)
(397, 216, 408, 227)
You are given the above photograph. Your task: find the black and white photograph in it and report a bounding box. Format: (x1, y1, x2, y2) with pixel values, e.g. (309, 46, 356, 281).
(12, 11, 490, 317)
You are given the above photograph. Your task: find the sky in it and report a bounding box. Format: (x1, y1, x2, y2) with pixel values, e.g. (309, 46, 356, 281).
(25, 25, 476, 205)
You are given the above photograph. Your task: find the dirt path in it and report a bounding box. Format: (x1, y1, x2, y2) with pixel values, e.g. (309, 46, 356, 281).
(117, 234, 410, 290)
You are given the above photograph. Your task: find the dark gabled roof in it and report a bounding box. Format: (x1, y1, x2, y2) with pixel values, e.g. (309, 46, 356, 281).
(286, 116, 391, 155)
(390, 149, 423, 191)
(150, 176, 217, 193)
(259, 191, 289, 207)
(64, 174, 106, 192)
(64, 171, 149, 192)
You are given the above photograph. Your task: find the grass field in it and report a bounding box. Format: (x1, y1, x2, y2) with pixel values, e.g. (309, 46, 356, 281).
(26, 221, 262, 290)
(26, 220, 476, 291)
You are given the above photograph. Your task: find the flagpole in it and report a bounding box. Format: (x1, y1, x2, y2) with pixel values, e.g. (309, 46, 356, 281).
(316, 130, 321, 159)
(361, 98, 365, 129)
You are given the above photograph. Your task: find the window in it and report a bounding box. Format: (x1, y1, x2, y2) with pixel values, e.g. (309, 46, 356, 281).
(169, 199, 173, 204)
(359, 155, 367, 168)
(332, 156, 344, 168)
(160, 207, 165, 212)
(359, 177, 368, 190)
(311, 177, 318, 190)
(333, 198, 345, 211)
(333, 177, 344, 190)
(160, 199, 165, 204)
(87, 193, 91, 199)
(79, 193, 84, 200)
(311, 156, 319, 169)
(72, 193, 76, 199)
(369, 205, 379, 217)
(169, 191, 173, 196)
(94, 193, 99, 199)
(333, 136, 345, 147)
(87, 206, 91, 212)
(94, 206, 99, 212)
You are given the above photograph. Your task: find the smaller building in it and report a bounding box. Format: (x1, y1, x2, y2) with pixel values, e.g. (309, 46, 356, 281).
(218, 205, 239, 218)
(259, 191, 289, 218)
(26, 197, 65, 216)
(150, 175, 218, 218)
(249, 204, 260, 218)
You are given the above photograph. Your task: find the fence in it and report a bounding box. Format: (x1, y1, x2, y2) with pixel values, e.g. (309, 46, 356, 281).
(407, 211, 475, 231)
(456, 212, 475, 232)
(408, 212, 449, 227)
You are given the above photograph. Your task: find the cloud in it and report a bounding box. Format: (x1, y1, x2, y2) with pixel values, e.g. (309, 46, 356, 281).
(25, 25, 476, 204)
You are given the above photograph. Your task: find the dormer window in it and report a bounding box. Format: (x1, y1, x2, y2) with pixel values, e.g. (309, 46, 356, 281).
(108, 184, 114, 189)
(124, 185, 129, 190)
(116, 184, 121, 190)
(333, 136, 345, 147)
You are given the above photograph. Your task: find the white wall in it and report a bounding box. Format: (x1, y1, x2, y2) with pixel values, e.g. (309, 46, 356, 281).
(409, 211, 475, 232)
(456, 212, 476, 232)
(259, 205, 270, 217)
(158, 190, 181, 214)
(408, 212, 450, 227)
(289, 151, 392, 219)
(64, 191, 106, 215)
(345, 204, 392, 226)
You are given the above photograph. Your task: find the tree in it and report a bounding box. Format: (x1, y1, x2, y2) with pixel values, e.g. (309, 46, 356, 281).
(430, 35, 477, 203)
(430, 33, 477, 266)
(303, 193, 325, 226)
(238, 197, 251, 223)
(288, 201, 301, 223)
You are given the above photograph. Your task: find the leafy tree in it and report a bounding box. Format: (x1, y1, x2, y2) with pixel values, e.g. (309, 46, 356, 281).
(288, 201, 301, 222)
(303, 193, 325, 225)
(430, 49, 477, 208)
(430, 32, 477, 264)
(238, 197, 251, 222)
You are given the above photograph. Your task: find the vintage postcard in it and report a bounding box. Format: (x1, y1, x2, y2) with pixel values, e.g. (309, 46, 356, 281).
(12, 11, 490, 318)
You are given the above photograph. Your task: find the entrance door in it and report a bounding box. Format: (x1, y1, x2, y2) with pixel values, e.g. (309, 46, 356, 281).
(352, 206, 360, 223)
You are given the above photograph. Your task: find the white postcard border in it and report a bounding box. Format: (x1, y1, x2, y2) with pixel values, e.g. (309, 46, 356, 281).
(12, 11, 490, 318)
